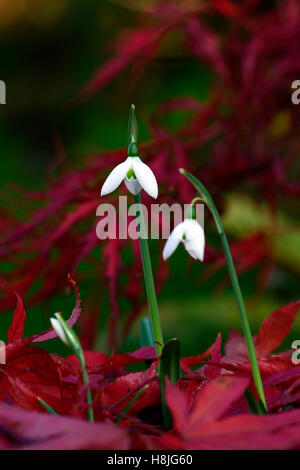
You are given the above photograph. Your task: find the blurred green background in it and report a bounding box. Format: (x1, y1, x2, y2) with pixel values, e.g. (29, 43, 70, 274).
(0, 0, 299, 359)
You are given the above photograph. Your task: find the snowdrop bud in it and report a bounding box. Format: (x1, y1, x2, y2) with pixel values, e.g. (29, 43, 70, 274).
(50, 315, 68, 345)
(50, 313, 82, 358)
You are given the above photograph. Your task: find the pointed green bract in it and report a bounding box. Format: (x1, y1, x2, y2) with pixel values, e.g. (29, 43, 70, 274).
(128, 104, 138, 145)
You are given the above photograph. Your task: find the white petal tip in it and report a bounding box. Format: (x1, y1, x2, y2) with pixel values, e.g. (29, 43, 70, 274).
(132, 158, 159, 199)
(100, 184, 112, 197)
(145, 182, 158, 199)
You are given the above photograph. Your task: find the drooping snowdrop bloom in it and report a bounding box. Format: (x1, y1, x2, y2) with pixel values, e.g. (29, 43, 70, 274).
(101, 155, 158, 198)
(163, 217, 205, 261)
(101, 104, 158, 199)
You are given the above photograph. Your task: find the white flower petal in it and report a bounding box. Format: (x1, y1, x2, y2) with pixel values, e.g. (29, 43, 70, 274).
(132, 158, 158, 199)
(162, 222, 185, 260)
(183, 219, 205, 261)
(101, 158, 132, 196)
(124, 177, 142, 195)
(50, 317, 68, 345)
(183, 243, 198, 259)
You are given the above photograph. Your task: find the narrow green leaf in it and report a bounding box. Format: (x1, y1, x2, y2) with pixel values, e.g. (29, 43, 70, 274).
(160, 338, 180, 427)
(116, 385, 147, 424)
(37, 397, 58, 415)
(140, 317, 155, 348)
(245, 388, 267, 415)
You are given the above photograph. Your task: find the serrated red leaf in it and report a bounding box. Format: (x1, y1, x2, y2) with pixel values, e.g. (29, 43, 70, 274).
(180, 333, 221, 371)
(162, 377, 300, 449)
(102, 364, 159, 416)
(256, 301, 300, 357)
(90, 346, 157, 374)
(7, 291, 25, 343)
(32, 275, 82, 343)
(67, 351, 108, 368)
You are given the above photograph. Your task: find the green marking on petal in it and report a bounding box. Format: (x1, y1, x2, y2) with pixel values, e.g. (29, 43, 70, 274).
(126, 168, 137, 179)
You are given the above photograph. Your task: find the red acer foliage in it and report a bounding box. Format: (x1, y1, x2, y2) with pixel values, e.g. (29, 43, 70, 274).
(0, 403, 129, 450)
(0, 277, 299, 449)
(0, 0, 299, 352)
(156, 377, 300, 450)
(0, 0, 299, 450)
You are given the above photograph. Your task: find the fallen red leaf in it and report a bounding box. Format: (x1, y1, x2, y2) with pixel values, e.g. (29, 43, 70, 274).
(0, 403, 129, 450)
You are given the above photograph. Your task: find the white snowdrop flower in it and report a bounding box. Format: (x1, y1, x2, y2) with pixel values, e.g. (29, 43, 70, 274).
(163, 218, 205, 261)
(101, 156, 158, 199)
(101, 105, 158, 199)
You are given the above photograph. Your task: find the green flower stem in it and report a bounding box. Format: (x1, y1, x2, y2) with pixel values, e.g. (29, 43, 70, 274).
(180, 169, 267, 411)
(217, 227, 266, 410)
(79, 355, 94, 423)
(134, 192, 164, 358)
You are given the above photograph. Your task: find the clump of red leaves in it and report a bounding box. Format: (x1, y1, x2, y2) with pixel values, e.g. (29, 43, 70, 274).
(1, 1, 300, 350)
(0, 278, 300, 450)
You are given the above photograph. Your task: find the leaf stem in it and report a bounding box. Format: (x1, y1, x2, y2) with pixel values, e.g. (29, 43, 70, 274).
(180, 169, 267, 411)
(134, 192, 164, 358)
